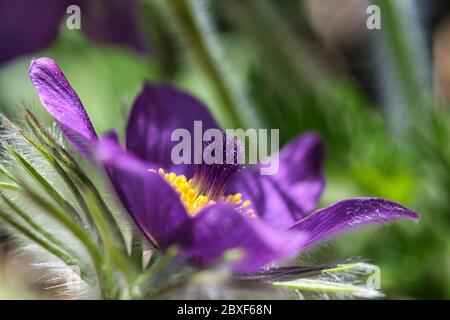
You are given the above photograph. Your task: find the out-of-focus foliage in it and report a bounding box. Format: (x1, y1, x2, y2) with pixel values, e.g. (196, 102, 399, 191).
(0, 0, 449, 299)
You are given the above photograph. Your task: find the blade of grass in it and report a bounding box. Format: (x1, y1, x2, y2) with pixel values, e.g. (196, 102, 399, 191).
(378, 0, 429, 133)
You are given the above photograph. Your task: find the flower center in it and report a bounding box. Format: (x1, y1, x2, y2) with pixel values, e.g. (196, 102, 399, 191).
(190, 136, 242, 201)
(156, 135, 254, 217)
(158, 168, 254, 217)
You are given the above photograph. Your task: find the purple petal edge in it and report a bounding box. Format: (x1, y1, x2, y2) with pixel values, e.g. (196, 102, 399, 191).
(125, 83, 220, 177)
(290, 197, 420, 247)
(178, 204, 307, 273)
(229, 132, 325, 229)
(97, 132, 189, 249)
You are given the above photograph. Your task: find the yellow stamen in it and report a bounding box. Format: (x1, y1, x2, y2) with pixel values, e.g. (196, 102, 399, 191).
(239, 200, 252, 208)
(157, 168, 254, 217)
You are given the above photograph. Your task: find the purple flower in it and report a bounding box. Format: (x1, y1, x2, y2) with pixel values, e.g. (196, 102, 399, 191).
(29, 57, 420, 273)
(0, 0, 148, 65)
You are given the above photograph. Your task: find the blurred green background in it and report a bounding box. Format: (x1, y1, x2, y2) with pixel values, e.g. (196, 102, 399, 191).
(1, 0, 449, 299)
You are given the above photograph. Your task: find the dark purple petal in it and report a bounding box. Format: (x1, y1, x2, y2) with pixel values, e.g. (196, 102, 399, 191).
(229, 133, 325, 229)
(126, 83, 220, 177)
(0, 0, 66, 65)
(29, 57, 98, 157)
(97, 133, 189, 248)
(290, 198, 420, 247)
(177, 204, 306, 273)
(77, 0, 149, 53)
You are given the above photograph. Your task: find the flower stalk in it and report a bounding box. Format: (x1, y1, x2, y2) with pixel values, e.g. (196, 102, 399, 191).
(160, 0, 253, 129)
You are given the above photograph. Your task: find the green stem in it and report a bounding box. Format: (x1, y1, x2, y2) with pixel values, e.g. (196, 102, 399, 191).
(378, 0, 429, 129)
(162, 0, 250, 128)
(130, 234, 144, 270)
(18, 128, 95, 230)
(135, 247, 179, 297)
(84, 189, 135, 285)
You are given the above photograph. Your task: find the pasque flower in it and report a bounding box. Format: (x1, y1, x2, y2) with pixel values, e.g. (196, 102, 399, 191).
(0, 0, 147, 65)
(29, 57, 420, 273)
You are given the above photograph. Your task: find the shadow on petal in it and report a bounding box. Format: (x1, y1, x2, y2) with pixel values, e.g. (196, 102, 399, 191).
(229, 132, 325, 229)
(126, 83, 220, 177)
(98, 132, 189, 248)
(177, 204, 307, 273)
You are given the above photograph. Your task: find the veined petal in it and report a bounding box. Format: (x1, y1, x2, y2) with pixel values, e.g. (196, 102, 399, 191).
(177, 204, 306, 273)
(98, 133, 189, 248)
(126, 83, 219, 177)
(29, 57, 98, 157)
(290, 198, 420, 247)
(0, 0, 66, 65)
(230, 133, 325, 228)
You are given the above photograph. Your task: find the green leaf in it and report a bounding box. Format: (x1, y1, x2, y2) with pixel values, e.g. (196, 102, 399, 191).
(0, 206, 93, 282)
(272, 278, 381, 299)
(271, 263, 383, 299)
(0, 182, 20, 191)
(2, 141, 84, 227)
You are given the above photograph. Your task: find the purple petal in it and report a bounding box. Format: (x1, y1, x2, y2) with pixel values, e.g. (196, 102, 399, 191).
(77, 0, 149, 53)
(126, 83, 220, 177)
(290, 198, 420, 247)
(97, 133, 189, 248)
(0, 0, 66, 65)
(29, 57, 98, 157)
(229, 133, 325, 228)
(177, 204, 306, 273)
